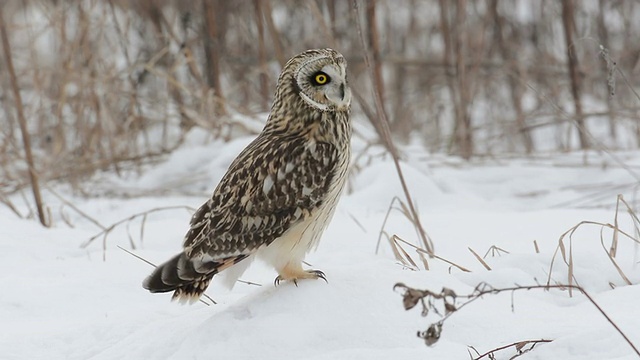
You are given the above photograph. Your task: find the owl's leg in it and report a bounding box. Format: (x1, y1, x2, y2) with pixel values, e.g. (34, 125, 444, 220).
(274, 262, 327, 286)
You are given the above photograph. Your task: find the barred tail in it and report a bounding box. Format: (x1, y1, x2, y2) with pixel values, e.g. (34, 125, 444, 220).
(142, 252, 247, 304)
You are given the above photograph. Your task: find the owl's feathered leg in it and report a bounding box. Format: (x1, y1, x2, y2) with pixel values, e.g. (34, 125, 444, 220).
(143, 252, 247, 303)
(273, 262, 327, 286)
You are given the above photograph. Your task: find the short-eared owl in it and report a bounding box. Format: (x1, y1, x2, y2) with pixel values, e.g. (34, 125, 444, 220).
(143, 48, 352, 303)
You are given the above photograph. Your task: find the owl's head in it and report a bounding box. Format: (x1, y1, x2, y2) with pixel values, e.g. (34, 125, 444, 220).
(277, 48, 351, 113)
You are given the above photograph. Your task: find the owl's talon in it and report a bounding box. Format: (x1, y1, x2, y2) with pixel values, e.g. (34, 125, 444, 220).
(312, 270, 328, 283)
(273, 269, 327, 286)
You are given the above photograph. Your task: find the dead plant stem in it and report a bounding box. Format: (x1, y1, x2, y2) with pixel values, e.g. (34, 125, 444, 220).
(351, 0, 434, 254)
(0, 8, 48, 227)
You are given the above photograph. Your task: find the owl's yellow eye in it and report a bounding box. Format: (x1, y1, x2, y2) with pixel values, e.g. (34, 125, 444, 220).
(313, 72, 330, 85)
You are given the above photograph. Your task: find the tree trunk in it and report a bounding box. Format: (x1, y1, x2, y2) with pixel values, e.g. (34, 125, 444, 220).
(366, 0, 386, 115)
(438, 0, 458, 154)
(202, 0, 226, 115)
(262, 0, 286, 67)
(0, 8, 48, 227)
(596, 0, 617, 141)
(454, 0, 472, 159)
(254, 0, 269, 109)
(490, 0, 534, 153)
(561, 0, 589, 149)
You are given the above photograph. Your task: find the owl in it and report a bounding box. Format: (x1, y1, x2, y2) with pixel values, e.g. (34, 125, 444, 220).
(143, 48, 352, 303)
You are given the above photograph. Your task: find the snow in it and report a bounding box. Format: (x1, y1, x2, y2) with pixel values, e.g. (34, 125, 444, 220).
(2, 128, 640, 359)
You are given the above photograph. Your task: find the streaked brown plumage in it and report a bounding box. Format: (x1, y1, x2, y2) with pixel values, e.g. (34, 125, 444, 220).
(143, 48, 352, 303)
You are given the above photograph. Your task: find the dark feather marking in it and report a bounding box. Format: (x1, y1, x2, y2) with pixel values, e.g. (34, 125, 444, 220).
(182, 136, 339, 259)
(143, 253, 249, 299)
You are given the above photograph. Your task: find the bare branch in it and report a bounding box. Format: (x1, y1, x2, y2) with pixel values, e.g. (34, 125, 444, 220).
(394, 283, 640, 356)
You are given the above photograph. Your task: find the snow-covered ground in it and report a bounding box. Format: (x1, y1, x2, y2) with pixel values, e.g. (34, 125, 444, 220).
(2, 129, 640, 359)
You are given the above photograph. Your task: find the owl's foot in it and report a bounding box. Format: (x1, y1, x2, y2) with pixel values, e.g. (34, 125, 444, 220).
(274, 269, 327, 287)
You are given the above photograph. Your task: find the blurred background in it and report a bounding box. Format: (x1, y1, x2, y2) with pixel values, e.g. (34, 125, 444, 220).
(1, 0, 639, 216)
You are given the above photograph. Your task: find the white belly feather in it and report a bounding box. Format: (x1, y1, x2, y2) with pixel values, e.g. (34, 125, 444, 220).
(257, 164, 347, 272)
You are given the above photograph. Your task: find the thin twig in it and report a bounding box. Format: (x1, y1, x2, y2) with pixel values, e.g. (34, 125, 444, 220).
(469, 247, 491, 270)
(82, 205, 196, 249)
(375, 196, 405, 256)
(0, 191, 23, 218)
(118, 245, 157, 268)
(44, 185, 106, 230)
(351, 0, 434, 254)
(470, 339, 553, 360)
(236, 279, 262, 287)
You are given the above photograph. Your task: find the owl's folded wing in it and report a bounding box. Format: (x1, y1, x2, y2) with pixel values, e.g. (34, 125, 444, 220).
(183, 136, 339, 259)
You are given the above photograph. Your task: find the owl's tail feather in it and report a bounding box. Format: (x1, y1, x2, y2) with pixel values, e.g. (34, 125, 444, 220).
(143, 252, 247, 304)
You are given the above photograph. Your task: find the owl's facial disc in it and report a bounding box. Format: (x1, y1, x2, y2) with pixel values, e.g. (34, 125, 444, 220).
(296, 57, 351, 112)
(317, 64, 351, 111)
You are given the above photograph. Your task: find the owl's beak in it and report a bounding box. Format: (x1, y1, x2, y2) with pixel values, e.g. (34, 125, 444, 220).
(327, 82, 351, 110)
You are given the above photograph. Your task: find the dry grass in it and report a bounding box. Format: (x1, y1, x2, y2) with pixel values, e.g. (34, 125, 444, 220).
(379, 191, 640, 298)
(384, 233, 472, 273)
(376, 194, 512, 273)
(547, 194, 640, 295)
(468, 247, 491, 271)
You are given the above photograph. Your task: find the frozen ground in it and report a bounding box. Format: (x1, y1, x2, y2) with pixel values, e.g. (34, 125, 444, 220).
(2, 129, 640, 359)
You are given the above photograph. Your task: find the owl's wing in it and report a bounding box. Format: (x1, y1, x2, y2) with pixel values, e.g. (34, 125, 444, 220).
(183, 135, 339, 259)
